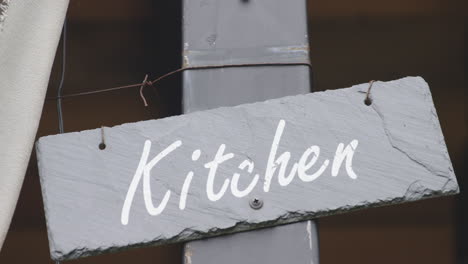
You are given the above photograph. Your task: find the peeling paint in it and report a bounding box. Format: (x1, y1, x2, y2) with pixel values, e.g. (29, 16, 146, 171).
(0, 0, 10, 30)
(182, 44, 310, 68)
(205, 33, 217, 46)
(306, 220, 313, 250)
(183, 55, 190, 68)
(184, 244, 193, 264)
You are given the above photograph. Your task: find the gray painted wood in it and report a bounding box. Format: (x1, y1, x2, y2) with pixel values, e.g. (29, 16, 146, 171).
(181, 0, 310, 112)
(181, 0, 318, 263)
(184, 220, 319, 264)
(36, 77, 459, 261)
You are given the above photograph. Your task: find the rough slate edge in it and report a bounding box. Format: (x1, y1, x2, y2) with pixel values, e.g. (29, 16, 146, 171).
(37, 77, 459, 261)
(36, 77, 459, 261)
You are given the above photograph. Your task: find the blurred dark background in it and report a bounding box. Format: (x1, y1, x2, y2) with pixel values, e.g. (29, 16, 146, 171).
(0, 0, 466, 263)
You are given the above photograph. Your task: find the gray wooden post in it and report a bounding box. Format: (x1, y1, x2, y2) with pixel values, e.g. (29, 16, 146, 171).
(181, 0, 319, 263)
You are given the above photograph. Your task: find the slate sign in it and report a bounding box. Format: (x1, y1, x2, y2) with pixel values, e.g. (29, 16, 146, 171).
(37, 77, 459, 261)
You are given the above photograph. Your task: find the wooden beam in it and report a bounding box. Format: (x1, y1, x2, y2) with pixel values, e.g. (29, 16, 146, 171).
(181, 0, 316, 263)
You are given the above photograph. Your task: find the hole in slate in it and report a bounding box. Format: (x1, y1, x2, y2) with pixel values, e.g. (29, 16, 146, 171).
(364, 98, 372, 106)
(99, 143, 106, 150)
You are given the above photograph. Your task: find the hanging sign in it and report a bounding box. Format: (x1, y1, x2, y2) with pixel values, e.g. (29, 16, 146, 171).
(37, 77, 458, 261)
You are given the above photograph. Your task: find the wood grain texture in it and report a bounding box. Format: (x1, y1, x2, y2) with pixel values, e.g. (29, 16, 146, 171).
(181, 0, 319, 262)
(36, 77, 458, 261)
(185, 220, 319, 264)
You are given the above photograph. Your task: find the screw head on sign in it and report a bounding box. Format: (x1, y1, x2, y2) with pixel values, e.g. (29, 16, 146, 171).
(249, 198, 263, 210)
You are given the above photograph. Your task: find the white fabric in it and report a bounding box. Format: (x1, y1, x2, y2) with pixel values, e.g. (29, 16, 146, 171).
(0, 0, 69, 250)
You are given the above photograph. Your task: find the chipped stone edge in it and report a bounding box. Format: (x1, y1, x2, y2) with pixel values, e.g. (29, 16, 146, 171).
(51, 186, 458, 261)
(38, 76, 460, 261)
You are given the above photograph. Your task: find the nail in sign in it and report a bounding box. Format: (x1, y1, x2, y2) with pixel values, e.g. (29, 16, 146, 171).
(37, 77, 458, 261)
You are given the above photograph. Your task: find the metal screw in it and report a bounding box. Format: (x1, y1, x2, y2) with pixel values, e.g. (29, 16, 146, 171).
(99, 126, 106, 150)
(249, 198, 263, 210)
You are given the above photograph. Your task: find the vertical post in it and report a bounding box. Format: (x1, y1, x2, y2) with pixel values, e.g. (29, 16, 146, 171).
(182, 0, 319, 263)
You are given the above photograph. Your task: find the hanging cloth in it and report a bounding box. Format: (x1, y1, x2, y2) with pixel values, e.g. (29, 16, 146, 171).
(0, 0, 69, 251)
